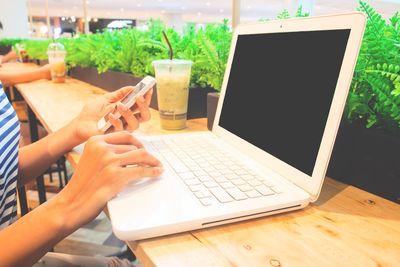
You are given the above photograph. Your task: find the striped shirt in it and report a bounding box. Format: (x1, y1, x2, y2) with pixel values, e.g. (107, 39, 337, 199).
(0, 81, 20, 229)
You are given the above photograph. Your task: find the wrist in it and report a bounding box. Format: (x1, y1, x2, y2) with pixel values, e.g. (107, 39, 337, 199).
(40, 67, 51, 80)
(47, 185, 89, 234)
(67, 118, 86, 147)
(46, 119, 83, 158)
(41, 191, 78, 234)
(52, 177, 100, 232)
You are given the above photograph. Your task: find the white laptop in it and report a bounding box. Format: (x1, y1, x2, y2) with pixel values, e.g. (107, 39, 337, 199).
(107, 12, 366, 241)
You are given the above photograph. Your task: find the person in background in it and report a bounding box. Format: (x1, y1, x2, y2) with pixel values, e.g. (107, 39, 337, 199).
(0, 78, 162, 266)
(0, 29, 51, 82)
(0, 63, 52, 84)
(0, 20, 16, 66)
(0, 50, 18, 66)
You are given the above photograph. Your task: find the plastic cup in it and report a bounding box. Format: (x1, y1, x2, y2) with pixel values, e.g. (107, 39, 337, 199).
(47, 43, 67, 83)
(152, 60, 193, 130)
(16, 43, 29, 63)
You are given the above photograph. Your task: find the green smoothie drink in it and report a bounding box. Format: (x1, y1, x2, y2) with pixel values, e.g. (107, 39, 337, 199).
(152, 60, 193, 130)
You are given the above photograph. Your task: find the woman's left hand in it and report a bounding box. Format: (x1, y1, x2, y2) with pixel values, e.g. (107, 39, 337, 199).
(73, 86, 153, 143)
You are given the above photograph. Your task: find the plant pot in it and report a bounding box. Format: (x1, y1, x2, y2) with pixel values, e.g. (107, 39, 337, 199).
(69, 66, 143, 92)
(207, 92, 220, 130)
(328, 120, 400, 203)
(352, 127, 400, 203)
(327, 120, 359, 182)
(69, 66, 216, 119)
(187, 87, 216, 119)
(36, 59, 49, 66)
(152, 86, 216, 119)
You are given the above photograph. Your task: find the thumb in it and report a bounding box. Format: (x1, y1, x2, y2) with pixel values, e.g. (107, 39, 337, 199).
(104, 86, 134, 103)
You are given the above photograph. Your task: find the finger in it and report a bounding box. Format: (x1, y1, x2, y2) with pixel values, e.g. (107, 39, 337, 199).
(134, 96, 151, 122)
(121, 165, 164, 182)
(108, 114, 124, 132)
(104, 86, 134, 103)
(131, 88, 153, 113)
(117, 148, 162, 167)
(102, 131, 144, 148)
(107, 144, 138, 154)
(143, 88, 153, 106)
(102, 103, 116, 117)
(117, 103, 140, 131)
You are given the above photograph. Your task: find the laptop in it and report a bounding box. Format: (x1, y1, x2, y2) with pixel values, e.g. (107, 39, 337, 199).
(107, 12, 366, 241)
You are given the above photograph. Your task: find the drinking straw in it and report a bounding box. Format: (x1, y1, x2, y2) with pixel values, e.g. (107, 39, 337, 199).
(162, 31, 173, 60)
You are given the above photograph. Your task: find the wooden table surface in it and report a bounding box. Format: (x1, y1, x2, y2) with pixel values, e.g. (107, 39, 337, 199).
(10, 63, 400, 267)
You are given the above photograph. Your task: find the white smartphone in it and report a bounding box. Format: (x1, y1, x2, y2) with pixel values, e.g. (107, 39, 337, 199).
(97, 75, 156, 132)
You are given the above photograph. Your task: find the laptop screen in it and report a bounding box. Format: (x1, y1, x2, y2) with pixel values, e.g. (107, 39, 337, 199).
(219, 29, 350, 176)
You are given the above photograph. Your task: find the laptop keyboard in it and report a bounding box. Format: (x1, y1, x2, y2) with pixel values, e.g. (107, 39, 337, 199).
(144, 136, 282, 206)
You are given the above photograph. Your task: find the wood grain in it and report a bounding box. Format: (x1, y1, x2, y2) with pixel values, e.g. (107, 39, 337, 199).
(15, 77, 105, 133)
(129, 178, 400, 267)
(12, 62, 400, 267)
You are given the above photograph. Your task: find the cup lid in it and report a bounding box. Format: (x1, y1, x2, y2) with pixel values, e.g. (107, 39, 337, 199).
(47, 42, 65, 52)
(152, 59, 193, 66)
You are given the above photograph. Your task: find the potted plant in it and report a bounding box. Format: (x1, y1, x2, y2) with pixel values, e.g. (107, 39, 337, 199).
(327, 1, 400, 203)
(14, 20, 230, 118)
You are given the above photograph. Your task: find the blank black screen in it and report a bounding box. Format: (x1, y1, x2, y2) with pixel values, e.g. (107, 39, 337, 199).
(219, 29, 350, 176)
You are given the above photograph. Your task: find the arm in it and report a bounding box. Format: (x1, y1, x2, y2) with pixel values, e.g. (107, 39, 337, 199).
(18, 86, 153, 186)
(18, 119, 80, 186)
(0, 65, 51, 87)
(0, 132, 163, 266)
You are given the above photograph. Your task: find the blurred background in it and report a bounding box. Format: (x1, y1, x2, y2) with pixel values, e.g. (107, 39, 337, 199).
(1, 0, 400, 39)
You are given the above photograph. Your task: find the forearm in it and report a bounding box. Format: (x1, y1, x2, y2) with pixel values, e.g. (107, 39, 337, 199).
(0, 69, 48, 87)
(0, 192, 80, 266)
(18, 119, 82, 186)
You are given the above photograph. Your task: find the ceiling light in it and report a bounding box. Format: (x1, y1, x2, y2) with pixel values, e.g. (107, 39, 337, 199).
(246, 5, 252, 9)
(206, 2, 211, 6)
(219, 9, 224, 13)
(137, 3, 142, 7)
(161, 10, 166, 14)
(197, 12, 202, 16)
(181, 6, 186, 10)
(120, 8, 124, 12)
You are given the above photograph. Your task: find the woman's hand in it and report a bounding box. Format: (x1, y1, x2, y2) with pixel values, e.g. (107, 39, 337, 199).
(73, 86, 153, 144)
(38, 64, 52, 80)
(60, 131, 163, 227)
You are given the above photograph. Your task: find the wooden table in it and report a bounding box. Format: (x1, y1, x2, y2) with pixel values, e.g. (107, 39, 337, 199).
(11, 63, 400, 267)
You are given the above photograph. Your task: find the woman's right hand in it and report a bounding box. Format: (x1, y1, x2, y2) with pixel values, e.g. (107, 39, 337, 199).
(59, 131, 163, 229)
(39, 64, 52, 80)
